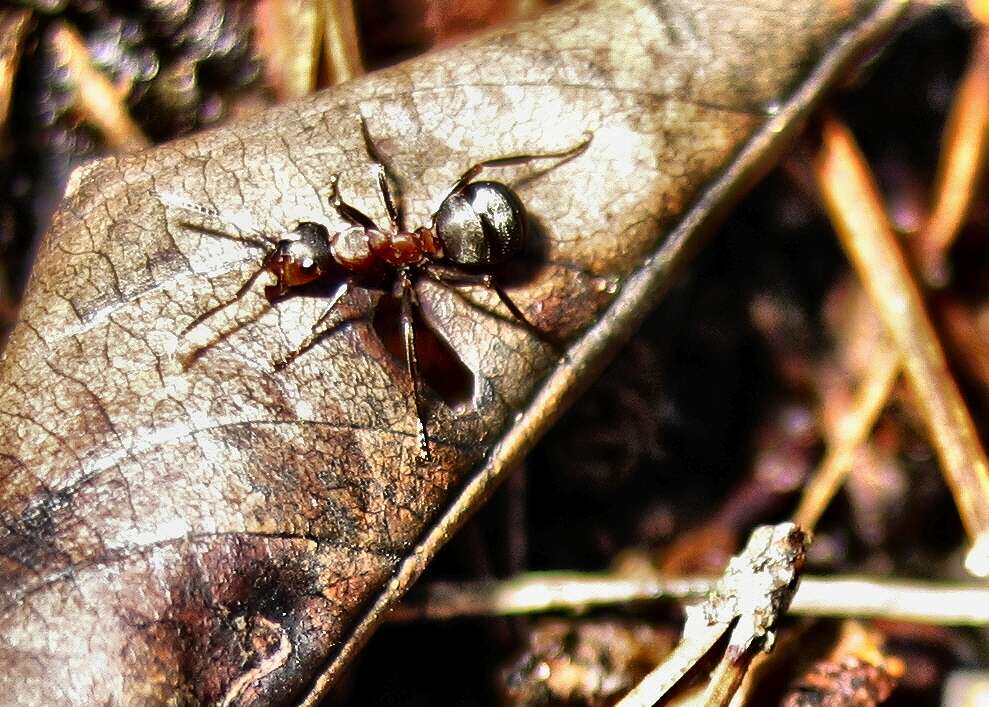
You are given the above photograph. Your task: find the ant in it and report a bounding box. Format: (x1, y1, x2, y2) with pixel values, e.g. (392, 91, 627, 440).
(161, 119, 591, 460)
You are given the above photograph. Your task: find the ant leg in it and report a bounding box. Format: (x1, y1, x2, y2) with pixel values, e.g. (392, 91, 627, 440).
(399, 269, 431, 461)
(182, 260, 271, 336)
(329, 174, 380, 231)
(359, 116, 405, 231)
(372, 165, 401, 232)
(272, 283, 357, 369)
(422, 265, 562, 352)
(182, 300, 275, 371)
(444, 133, 593, 198)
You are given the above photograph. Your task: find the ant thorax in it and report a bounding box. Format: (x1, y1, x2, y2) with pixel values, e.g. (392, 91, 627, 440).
(341, 226, 442, 270)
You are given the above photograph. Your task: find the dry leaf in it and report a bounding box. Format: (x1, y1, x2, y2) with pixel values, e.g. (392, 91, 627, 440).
(0, 0, 907, 703)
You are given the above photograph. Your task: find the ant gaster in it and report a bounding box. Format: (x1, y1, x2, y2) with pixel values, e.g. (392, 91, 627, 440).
(164, 119, 591, 460)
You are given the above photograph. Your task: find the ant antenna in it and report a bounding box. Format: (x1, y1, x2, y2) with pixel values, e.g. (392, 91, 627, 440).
(155, 189, 283, 337)
(153, 189, 278, 249)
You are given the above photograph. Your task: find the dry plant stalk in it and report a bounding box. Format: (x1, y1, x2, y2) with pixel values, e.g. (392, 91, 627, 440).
(513, 0, 546, 17)
(815, 115, 989, 576)
(256, 0, 323, 98)
(257, 0, 364, 99)
(322, 0, 364, 84)
(0, 9, 31, 136)
(794, 15, 989, 543)
(396, 573, 989, 626)
(798, 20, 989, 549)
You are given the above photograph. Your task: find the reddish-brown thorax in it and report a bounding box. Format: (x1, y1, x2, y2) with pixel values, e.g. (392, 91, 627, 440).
(368, 227, 442, 268)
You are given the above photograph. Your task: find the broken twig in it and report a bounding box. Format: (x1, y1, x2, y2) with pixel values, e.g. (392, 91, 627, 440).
(615, 523, 808, 707)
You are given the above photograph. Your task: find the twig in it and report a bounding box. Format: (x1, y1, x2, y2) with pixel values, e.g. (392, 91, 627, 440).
(390, 572, 712, 621)
(699, 632, 757, 707)
(395, 574, 989, 626)
(49, 22, 148, 151)
(794, 346, 900, 530)
(790, 577, 989, 624)
(615, 621, 723, 707)
(815, 115, 989, 576)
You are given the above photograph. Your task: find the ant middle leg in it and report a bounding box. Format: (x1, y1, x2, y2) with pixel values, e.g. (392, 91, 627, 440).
(422, 264, 562, 352)
(359, 116, 406, 232)
(329, 174, 380, 231)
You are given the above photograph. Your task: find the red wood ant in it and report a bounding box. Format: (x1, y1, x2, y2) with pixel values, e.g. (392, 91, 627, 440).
(162, 120, 591, 460)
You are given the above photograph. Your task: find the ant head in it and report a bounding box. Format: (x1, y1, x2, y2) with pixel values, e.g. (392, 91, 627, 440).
(268, 221, 335, 288)
(433, 181, 526, 267)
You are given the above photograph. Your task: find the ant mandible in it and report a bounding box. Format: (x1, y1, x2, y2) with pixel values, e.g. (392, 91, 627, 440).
(166, 119, 591, 460)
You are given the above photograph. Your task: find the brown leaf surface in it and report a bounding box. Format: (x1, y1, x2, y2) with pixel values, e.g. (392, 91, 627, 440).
(0, 0, 907, 703)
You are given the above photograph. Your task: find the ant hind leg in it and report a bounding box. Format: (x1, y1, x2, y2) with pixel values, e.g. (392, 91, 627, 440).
(422, 265, 562, 353)
(444, 133, 593, 198)
(399, 270, 431, 461)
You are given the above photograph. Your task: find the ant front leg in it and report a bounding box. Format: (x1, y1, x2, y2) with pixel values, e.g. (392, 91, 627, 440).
(272, 282, 361, 370)
(399, 269, 431, 461)
(182, 258, 273, 336)
(422, 265, 562, 353)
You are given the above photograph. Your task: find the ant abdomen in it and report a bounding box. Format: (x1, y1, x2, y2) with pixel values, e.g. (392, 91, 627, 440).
(434, 181, 526, 267)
